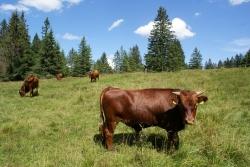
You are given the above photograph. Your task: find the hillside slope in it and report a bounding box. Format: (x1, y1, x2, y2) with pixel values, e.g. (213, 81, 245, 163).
(0, 68, 249, 166)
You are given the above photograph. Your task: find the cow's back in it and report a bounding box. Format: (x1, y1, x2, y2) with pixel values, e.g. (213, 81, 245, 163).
(101, 88, 179, 124)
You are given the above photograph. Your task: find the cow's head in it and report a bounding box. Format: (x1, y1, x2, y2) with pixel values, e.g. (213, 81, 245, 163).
(19, 85, 26, 97)
(19, 81, 30, 97)
(172, 90, 208, 125)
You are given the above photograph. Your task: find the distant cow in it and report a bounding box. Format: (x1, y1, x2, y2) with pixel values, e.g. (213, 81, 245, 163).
(89, 70, 99, 82)
(19, 74, 39, 97)
(56, 73, 63, 80)
(99, 87, 208, 151)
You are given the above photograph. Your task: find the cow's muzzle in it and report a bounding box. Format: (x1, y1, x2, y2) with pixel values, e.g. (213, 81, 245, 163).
(19, 90, 25, 97)
(185, 117, 195, 125)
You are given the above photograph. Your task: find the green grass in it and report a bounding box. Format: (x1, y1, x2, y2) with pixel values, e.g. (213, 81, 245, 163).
(0, 68, 249, 167)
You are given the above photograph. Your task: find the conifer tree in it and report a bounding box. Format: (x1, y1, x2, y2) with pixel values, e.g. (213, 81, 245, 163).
(40, 18, 64, 76)
(230, 57, 235, 67)
(121, 54, 130, 72)
(217, 60, 223, 68)
(205, 58, 216, 69)
(234, 54, 244, 67)
(0, 19, 9, 77)
(7, 11, 33, 80)
(78, 37, 92, 75)
(128, 45, 143, 71)
(167, 39, 185, 71)
(224, 58, 231, 68)
(189, 47, 202, 69)
(145, 6, 174, 71)
(113, 47, 126, 72)
(113, 50, 121, 72)
(94, 52, 112, 73)
(31, 33, 42, 73)
(243, 49, 250, 67)
(67, 48, 78, 71)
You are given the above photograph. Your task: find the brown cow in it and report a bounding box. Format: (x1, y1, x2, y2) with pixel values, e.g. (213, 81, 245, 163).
(99, 87, 208, 151)
(89, 70, 99, 82)
(19, 74, 39, 97)
(56, 73, 63, 80)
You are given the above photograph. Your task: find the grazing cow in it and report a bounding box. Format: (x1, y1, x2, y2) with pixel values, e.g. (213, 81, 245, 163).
(56, 73, 63, 80)
(19, 74, 39, 97)
(89, 70, 99, 82)
(99, 87, 208, 151)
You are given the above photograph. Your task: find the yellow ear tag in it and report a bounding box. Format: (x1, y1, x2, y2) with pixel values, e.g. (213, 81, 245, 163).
(173, 100, 177, 105)
(199, 101, 204, 104)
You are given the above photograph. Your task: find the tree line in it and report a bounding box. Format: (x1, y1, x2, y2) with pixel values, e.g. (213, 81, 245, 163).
(0, 11, 143, 80)
(0, 11, 69, 80)
(204, 50, 250, 69)
(1, 8, 249, 81)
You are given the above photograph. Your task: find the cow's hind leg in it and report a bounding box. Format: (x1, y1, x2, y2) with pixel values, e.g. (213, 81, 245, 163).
(103, 121, 117, 150)
(99, 123, 105, 145)
(125, 122, 142, 143)
(30, 89, 33, 97)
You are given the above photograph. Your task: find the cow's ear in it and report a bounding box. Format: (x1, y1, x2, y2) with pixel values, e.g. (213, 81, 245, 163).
(197, 95, 208, 104)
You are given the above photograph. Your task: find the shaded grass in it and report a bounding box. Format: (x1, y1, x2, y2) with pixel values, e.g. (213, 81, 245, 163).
(0, 68, 250, 166)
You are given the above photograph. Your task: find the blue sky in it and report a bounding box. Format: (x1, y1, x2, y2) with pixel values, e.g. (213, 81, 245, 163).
(0, 0, 250, 65)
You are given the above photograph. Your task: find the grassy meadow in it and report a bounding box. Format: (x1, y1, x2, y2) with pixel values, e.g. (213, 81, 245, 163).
(0, 68, 250, 167)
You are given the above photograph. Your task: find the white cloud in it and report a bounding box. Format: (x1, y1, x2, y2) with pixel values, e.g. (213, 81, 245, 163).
(134, 21, 154, 37)
(0, 3, 29, 12)
(224, 37, 250, 53)
(194, 12, 201, 16)
(231, 38, 250, 46)
(64, 0, 82, 5)
(108, 19, 124, 31)
(0, 0, 82, 13)
(171, 17, 195, 40)
(134, 18, 195, 40)
(107, 55, 114, 69)
(62, 33, 81, 40)
(19, 0, 63, 12)
(229, 0, 250, 5)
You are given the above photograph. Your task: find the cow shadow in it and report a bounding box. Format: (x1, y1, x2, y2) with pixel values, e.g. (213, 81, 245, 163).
(93, 133, 168, 151)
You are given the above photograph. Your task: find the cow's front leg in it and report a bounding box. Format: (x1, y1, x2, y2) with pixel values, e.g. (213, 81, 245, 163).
(167, 131, 179, 151)
(173, 132, 179, 149)
(30, 89, 33, 97)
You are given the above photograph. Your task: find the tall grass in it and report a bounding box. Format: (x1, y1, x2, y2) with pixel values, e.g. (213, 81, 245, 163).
(0, 68, 249, 166)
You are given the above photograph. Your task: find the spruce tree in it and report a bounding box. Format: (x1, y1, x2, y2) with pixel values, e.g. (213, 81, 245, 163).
(0, 19, 9, 77)
(128, 45, 143, 71)
(224, 58, 231, 68)
(145, 6, 174, 71)
(7, 11, 33, 80)
(94, 52, 112, 73)
(78, 37, 92, 75)
(67, 48, 78, 71)
(243, 49, 250, 67)
(205, 58, 215, 69)
(217, 60, 223, 68)
(113, 47, 127, 72)
(113, 50, 122, 72)
(167, 39, 185, 71)
(121, 54, 130, 72)
(31, 33, 42, 74)
(40, 18, 63, 76)
(72, 53, 81, 76)
(189, 47, 202, 69)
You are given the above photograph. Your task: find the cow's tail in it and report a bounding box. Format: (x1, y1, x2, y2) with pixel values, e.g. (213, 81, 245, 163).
(99, 87, 112, 138)
(100, 87, 112, 124)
